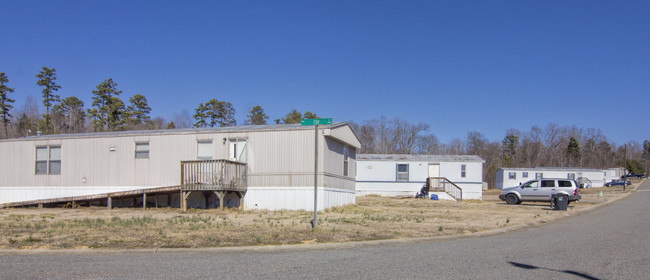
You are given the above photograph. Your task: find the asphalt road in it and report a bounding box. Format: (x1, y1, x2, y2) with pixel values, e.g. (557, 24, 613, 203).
(2, 180, 649, 280)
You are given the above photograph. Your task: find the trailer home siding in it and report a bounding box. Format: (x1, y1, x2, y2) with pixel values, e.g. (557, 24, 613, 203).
(356, 154, 485, 199)
(0, 123, 360, 211)
(496, 167, 622, 189)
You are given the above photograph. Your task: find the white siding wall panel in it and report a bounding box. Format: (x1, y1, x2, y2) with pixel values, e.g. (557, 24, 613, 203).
(356, 182, 422, 197)
(497, 168, 611, 189)
(356, 159, 484, 200)
(408, 162, 429, 182)
(243, 186, 355, 211)
(1, 125, 359, 210)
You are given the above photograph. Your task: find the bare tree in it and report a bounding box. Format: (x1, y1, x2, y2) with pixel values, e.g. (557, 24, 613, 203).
(415, 134, 441, 155)
(172, 109, 193, 128)
(13, 95, 41, 137)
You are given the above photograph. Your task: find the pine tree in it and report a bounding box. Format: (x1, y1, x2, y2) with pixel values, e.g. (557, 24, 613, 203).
(566, 137, 581, 167)
(281, 109, 302, 124)
(246, 105, 268, 125)
(193, 103, 208, 128)
(36, 67, 61, 134)
(0, 72, 15, 137)
(125, 94, 153, 129)
(303, 111, 318, 119)
(88, 78, 124, 131)
(501, 134, 519, 167)
(193, 99, 236, 128)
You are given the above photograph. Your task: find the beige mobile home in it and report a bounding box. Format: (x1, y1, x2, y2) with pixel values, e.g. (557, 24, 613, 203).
(0, 123, 360, 211)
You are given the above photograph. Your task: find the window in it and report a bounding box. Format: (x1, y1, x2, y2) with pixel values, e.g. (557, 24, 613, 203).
(535, 172, 543, 179)
(522, 181, 539, 188)
(541, 180, 555, 187)
(343, 146, 350, 177)
(461, 164, 466, 178)
(35, 146, 61, 175)
(508, 172, 516, 180)
(522, 172, 529, 178)
(558, 180, 572, 187)
(567, 173, 576, 180)
(397, 164, 409, 181)
(197, 140, 213, 159)
(135, 142, 149, 159)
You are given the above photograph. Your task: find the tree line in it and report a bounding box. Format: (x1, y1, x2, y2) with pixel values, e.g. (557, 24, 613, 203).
(0, 67, 319, 138)
(349, 118, 650, 188)
(1, 67, 649, 188)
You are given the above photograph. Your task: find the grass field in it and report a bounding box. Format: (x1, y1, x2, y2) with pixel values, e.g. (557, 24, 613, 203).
(0, 179, 642, 249)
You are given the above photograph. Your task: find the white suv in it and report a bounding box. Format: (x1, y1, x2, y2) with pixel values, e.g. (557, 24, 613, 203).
(499, 178, 581, 205)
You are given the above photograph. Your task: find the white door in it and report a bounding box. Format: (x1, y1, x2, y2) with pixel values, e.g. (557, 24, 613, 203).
(428, 164, 440, 189)
(229, 139, 248, 163)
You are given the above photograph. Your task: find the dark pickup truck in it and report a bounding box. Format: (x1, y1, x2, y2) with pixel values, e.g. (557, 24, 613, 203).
(623, 173, 645, 179)
(605, 179, 631, 187)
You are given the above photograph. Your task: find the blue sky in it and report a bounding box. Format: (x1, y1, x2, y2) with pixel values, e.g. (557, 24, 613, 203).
(1, 0, 648, 144)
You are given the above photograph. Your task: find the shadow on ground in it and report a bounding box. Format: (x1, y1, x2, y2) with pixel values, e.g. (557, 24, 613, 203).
(508, 261, 600, 280)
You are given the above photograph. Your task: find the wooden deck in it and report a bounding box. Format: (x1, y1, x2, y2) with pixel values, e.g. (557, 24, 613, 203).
(0, 186, 182, 209)
(180, 159, 247, 191)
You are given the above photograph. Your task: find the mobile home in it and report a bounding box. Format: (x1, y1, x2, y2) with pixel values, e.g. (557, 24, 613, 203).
(355, 154, 485, 200)
(496, 167, 622, 189)
(0, 123, 360, 211)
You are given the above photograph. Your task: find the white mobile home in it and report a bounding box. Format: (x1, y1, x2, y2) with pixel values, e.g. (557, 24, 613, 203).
(355, 154, 485, 200)
(0, 123, 360, 211)
(496, 167, 621, 189)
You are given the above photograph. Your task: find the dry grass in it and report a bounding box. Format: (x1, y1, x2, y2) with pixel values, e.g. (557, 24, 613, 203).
(0, 179, 642, 250)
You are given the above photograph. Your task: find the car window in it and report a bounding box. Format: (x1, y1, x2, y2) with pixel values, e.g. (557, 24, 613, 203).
(541, 180, 555, 187)
(558, 180, 572, 187)
(522, 181, 539, 188)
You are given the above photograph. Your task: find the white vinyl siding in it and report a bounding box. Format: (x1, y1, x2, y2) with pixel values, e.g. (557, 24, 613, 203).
(1, 124, 362, 210)
(343, 146, 350, 176)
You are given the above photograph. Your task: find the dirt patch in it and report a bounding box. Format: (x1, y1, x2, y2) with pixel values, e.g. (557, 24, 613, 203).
(0, 180, 641, 250)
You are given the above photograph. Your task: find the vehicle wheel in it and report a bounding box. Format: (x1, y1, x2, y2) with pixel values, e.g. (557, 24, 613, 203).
(505, 194, 519, 205)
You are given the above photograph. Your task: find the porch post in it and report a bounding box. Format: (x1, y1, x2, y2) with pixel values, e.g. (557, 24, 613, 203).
(215, 191, 225, 209)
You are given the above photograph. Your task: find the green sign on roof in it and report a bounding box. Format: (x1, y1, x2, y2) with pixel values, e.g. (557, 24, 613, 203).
(301, 118, 332, 125)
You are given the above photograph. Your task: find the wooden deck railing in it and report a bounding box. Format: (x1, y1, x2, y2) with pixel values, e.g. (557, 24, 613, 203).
(180, 159, 247, 191)
(429, 177, 463, 200)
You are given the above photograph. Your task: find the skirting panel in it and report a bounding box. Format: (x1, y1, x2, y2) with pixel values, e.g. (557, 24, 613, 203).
(243, 186, 356, 211)
(356, 182, 484, 200)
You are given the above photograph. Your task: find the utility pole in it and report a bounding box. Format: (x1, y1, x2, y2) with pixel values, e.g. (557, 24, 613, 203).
(623, 144, 627, 191)
(300, 118, 332, 228)
(313, 123, 318, 228)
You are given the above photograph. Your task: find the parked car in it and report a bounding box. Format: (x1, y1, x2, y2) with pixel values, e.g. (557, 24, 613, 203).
(622, 173, 645, 179)
(499, 178, 581, 205)
(605, 179, 631, 187)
